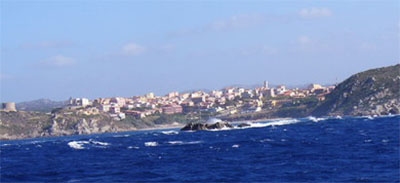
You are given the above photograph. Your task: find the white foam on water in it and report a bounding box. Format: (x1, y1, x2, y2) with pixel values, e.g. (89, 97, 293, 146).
(335, 115, 343, 119)
(128, 146, 140, 149)
(208, 127, 234, 131)
(113, 134, 130, 138)
(260, 138, 274, 142)
(382, 139, 389, 143)
(68, 141, 89, 150)
(306, 116, 327, 122)
(67, 140, 109, 149)
(161, 130, 179, 135)
(144, 141, 158, 147)
(167, 141, 184, 145)
(360, 115, 375, 120)
(89, 139, 110, 146)
(167, 140, 203, 145)
(187, 141, 203, 144)
(255, 118, 301, 128)
(190, 118, 303, 132)
(232, 144, 240, 148)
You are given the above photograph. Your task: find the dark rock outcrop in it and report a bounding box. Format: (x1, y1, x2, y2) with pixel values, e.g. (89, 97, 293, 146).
(181, 122, 233, 131)
(237, 123, 251, 128)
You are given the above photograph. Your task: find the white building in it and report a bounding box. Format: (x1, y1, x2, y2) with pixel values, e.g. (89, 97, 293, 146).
(70, 98, 91, 107)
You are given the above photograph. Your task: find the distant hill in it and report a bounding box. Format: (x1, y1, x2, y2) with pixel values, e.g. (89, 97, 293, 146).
(313, 64, 400, 116)
(16, 99, 68, 112)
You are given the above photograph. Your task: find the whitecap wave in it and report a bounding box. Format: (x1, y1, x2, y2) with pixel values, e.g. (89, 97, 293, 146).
(167, 141, 183, 145)
(67, 140, 110, 150)
(89, 139, 110, 146)
(144, 142, 158, 147)
(260, 138, 274, 142)
(202, 119, 302, 132)
(306, 116, 327, 122)
(335, 115, 343, 119)
(232, 144, 240, 148)
(167, 140, 202, 145)
(161, 130, 179, 135)
(112, 134, 130, 138)
(186, 141, 203, 145)
(68, 141, 89, 150)
(254, 118, 301, 128)
(208, 127, 233, 131)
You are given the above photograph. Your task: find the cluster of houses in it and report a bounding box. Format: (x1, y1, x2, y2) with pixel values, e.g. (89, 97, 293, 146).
(68, 81, 334, 120)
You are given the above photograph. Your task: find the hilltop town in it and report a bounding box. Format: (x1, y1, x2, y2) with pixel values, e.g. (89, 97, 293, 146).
(63, 81, 334, 121)
(1, 64, 399, 140)
(0, 81, 336, 140)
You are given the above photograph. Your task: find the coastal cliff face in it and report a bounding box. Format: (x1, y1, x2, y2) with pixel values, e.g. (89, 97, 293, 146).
(0, 109, 136, 140)
(313, 64, 400, 116)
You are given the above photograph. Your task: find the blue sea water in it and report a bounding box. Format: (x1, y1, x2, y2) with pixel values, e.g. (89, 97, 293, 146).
(1, 115, 399, 182)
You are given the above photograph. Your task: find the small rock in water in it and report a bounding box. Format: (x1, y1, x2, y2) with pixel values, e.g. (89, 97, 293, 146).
(181, 122, 233, 131)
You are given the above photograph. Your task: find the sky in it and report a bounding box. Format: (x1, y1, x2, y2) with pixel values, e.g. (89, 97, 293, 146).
(1, 0, 399, 102)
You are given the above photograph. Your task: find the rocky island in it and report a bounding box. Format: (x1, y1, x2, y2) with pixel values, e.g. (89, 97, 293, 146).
(180, 118, 233, 131)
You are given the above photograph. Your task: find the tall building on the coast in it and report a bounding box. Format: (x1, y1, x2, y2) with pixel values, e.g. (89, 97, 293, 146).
(263, 81, 269, 89)
(1, 102, 17, 112)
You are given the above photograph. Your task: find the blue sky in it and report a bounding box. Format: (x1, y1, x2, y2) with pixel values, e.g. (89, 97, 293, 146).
(1, 0, 399, 102)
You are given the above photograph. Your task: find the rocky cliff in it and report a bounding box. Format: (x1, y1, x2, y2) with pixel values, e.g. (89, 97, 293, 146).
(313, 64, 400, 116)
(0, 109, 136, 140)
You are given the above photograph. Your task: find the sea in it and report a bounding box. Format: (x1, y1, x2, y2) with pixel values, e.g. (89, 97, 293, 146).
(1, 115, 399, 182)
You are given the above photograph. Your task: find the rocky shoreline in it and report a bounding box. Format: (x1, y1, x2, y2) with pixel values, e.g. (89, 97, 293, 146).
(1, 64, 399, 140)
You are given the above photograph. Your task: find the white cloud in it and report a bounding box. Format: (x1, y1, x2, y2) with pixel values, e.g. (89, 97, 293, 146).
(298, 36, 312, 44)
(240, 45, 278, 56)
(261, 46, 278, 55)
(299, 7, 332, 18)
(359, 42, 377, 51)
(40, 55, 76, 67)
(297, 35, 317, 51)
(296, 35, 328, 52)
(168, 13, 266, 37)
(21, 41, 73, 49)
(121, 43, 146, 56)
(0, 73, 12, 80)
(159, 44, 175, 53)
(208, 14, 265, 31)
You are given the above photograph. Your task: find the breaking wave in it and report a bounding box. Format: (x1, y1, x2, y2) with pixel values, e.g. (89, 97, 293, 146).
(305, 116, 327, 122)
(68, 141, 88, 150)
(167, 141, 203, 145)
(112, 134, 130, 138)
(161, 130, 179, 135)
(248, 118, 301, 128)
(144, 142, 158, 147)
(67, 139, 110, 150)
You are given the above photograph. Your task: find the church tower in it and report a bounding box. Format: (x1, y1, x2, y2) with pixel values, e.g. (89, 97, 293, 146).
(263, 81, 269, 89)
